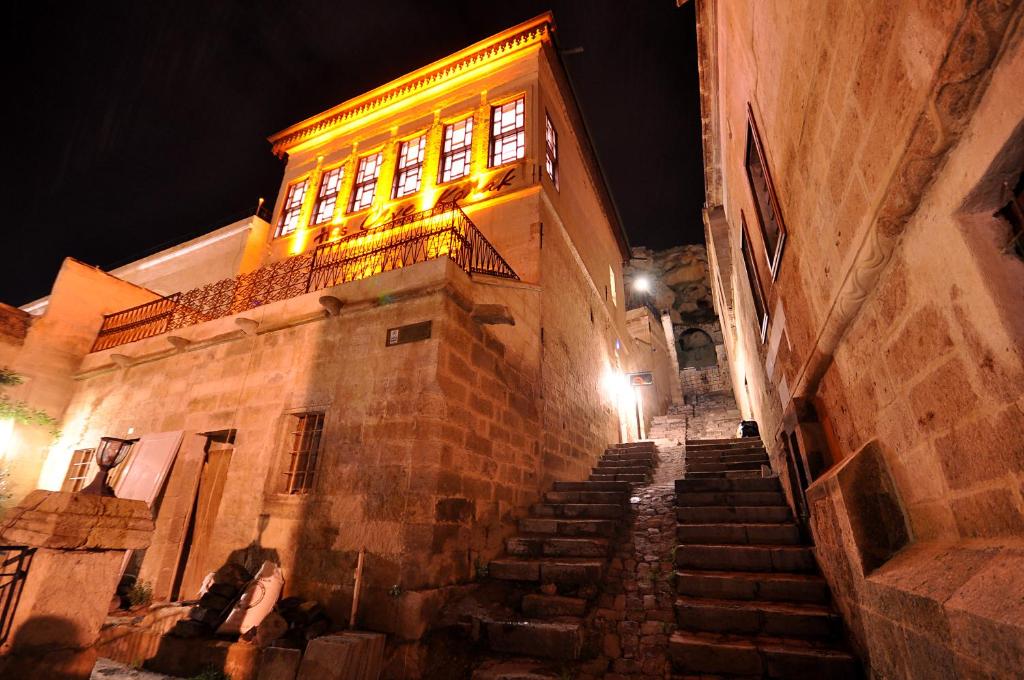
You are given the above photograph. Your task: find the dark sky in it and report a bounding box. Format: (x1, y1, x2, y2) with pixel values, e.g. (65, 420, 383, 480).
(1, 1, 702, 305)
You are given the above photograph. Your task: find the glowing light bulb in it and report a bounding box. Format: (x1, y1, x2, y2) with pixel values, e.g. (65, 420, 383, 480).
(634, 276, 650, 292)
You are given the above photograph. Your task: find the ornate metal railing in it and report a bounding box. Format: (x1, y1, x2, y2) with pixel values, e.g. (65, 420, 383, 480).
(92, 203, 517, 351)
(0, 546, 33, 645)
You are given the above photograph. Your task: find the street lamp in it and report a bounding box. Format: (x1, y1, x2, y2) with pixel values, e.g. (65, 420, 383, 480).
(633, 276, 650, 293)
(79, 436, 138, 497)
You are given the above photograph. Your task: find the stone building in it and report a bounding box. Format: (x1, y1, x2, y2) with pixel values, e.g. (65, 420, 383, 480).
(0, 13, 675, 669)
(696, 0, 1024, 676)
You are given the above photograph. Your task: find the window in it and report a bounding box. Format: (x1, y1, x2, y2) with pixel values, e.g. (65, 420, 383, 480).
(61, 448, 95, 492)
(439, 117, 473, 183)
(745, 105, 787, 277)
(545, 113, 558, 189)
(609, 266, 617, 307)
(489, 97, 525, 167)
(349, 152, 383, 212)
(740, 212, 769, 340)
(276, 178, 310, 238)
(393, 135, 427, 199)
(282, 413, 324, 494)
(311, 166, 344, 226)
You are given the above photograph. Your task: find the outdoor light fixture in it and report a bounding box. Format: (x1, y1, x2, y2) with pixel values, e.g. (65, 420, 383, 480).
(633, 276, 651, 292)
(79, 436, 138, 497)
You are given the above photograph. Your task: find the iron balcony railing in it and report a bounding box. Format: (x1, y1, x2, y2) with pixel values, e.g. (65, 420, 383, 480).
(0, 546, 33, 645)
(92, 203, 518, 352)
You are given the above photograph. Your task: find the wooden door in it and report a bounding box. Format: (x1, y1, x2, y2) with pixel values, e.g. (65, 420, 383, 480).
(177, 444, 232, 599)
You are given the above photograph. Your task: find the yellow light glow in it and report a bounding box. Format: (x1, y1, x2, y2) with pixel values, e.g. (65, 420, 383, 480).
(0, 418, 15, 460)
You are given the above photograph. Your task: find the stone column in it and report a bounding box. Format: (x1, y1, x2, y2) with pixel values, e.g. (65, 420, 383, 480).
(0, 490, 154, 680)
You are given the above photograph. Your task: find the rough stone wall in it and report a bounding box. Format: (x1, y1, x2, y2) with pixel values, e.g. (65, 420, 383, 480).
(700, 0, 1024, 675)
(624, 245, 715, 328)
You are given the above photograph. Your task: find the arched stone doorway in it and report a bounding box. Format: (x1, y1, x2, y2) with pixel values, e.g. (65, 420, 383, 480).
(677, 328, 717, 368)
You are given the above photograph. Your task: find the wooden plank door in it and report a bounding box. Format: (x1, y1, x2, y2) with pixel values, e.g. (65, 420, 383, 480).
(177, 444, 233, 599)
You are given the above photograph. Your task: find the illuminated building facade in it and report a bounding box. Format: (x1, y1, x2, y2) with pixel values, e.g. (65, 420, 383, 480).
(0, 13, 675, 667)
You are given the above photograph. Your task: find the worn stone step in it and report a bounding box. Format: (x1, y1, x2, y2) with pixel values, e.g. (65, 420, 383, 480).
(675, 570, 829, 604)
(677, 505, 792, 524)
(684, 469, 765, 480)
(677, 523, 801, 545)
(518, 517, 616, 537)
(608, 441, 656, 451)
(483, 619, 583, 660)
(674, 544, 817, 572)
(675, 596, 839, 638)
(687, 438, 762, 448)
(521, 593, 588, 618)
(544, 490, 626, 505)
(507, 536, 611, 558)
(676, 478, 781, 493)
(675, 491, 787, 507)
(553, 480, 630, 493)
(687, 461, 765, 473)
(668, 630, 860, 678)
(533, 502, 624, 519)
(471, 659, 562, 679)
(602, 451, 656, 461)
(685, 452, 769, 464)
(593, 465, 652, 476)
(589, 472, 648, 483)
(489, 558, 605, 585)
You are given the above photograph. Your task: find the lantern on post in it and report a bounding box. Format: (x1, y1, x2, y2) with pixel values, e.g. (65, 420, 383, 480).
(79, 436, 138, 497)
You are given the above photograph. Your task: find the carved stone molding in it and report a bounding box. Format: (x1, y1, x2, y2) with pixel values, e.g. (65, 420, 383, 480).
(793, 0, 1024, 399)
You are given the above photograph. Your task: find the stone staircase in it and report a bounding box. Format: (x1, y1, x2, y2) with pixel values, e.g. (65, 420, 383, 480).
(668, 437, 861, 678)
(470, 442, 656, 678)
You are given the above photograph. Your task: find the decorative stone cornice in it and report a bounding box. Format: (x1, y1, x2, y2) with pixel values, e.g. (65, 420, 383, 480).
(794, 0, 1024, 399)
(268, 14, 554, 156)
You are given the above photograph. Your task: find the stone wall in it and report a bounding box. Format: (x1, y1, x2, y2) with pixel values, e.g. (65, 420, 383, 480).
(698, 0, 1024, 675)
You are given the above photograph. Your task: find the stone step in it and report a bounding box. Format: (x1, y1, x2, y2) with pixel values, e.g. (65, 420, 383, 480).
(675, 570, 830, 604)
(684, 469, 765, 480)
(668, 630, 860, 679)
(533, 502, 624, 519)
(521, 593, 588, 618)
(518, 517, 616, 537)
(489, 558, 605, 585)
(600, 452, 655, 463)
(589, 472, 648, 483)
(544, 490, 627, 505)
(482, 619, 583, 661)
(677, 523, 802, 545)
(674, 544, 817, 573)
(686, 460, 765, 473)
(471, 659, 562, 679)
(685, 452, 769, 464)
(675, 491, 787, 507)
(675, 596, 839, 639)
(686, 443, 764, 453)
(676, 478, 781, 493)
(593, 465, 652, 477)
(507, 536, 611, 558)
(687, 436, 762, 445)
(553, 480, 630, 493)
(608, 441, 656, 450)
(595, 461, 653, 472)
(677, 505, 792, 524)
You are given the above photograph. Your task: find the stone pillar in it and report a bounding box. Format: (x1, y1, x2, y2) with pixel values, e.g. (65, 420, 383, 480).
(0, 490, 154, 680)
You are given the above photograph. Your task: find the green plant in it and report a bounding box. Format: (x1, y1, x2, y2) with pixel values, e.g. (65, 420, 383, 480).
(0, 369, 23, 386)
(0, 368, 59, 437)
(127, 580, 153, 608)
(189, 668, 231, 680)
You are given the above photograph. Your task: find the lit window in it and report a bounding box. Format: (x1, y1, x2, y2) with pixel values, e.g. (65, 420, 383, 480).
(282, 412, 324, 494)
(61, 448, 95, 492)
(311, 166, 344, 225)
(745, 106, 787, 277)
(740, 212, 770, 341)
(349, 152, 383, 212)
(609, 266, 617, 307)
(545, 113, 558, 189)
(276, 178, 310, 238)
(393, 135, 427, 199)
(439, 117, 473, 183)
(489, 97, 525, 167)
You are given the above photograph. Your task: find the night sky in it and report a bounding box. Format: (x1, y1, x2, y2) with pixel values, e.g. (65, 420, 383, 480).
(1, 1, 702, 306)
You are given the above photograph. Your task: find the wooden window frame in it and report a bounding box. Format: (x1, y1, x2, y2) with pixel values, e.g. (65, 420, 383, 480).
(348, 152, 383, 213)
(740, 211, 770, 342)
(282, 412, 324, 495)
(545, 112, 559, 190)
(311, 165, 345, 226)
(488, 96, 526, 168)
(745, 104, 787, 279)
(275, 178, 310, 238)
(61, 448, 95, 492)
(439, 116, 473, 184)
(393, 134, 427, 199)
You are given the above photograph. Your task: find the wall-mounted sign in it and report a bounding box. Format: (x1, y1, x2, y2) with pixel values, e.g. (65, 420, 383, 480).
(627, 372, 654, 386)
(386, 320, 432, 347)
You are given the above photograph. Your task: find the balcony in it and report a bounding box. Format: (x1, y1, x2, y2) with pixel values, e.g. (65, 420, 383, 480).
(92, 203, 518, 352)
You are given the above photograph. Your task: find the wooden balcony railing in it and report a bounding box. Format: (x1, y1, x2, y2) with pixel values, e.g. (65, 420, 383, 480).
(92, 203, 518, 352)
